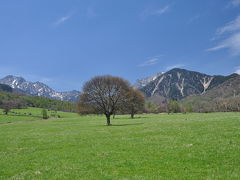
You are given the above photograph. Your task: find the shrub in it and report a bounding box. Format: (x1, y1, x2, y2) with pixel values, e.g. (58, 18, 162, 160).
(167, 100, 181, 113)
(3, 107, 10, 115)
(42, 109, 48, 119)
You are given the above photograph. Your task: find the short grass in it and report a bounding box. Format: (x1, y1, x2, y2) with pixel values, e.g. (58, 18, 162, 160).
(0, 108, 78, 123)
(0, 110, 240, 179)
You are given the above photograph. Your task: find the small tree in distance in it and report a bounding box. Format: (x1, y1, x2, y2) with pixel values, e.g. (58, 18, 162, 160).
(77, 75, 131, 126)
(124, 89, 145, 118)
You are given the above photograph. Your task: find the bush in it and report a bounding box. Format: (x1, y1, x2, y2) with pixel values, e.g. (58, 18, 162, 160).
(167, 100, 181, 113)
(3, 107, 10, 115)
(185, 104, 193, 113)
(42, 109, 48, 119)
(145, 101, 159, 113)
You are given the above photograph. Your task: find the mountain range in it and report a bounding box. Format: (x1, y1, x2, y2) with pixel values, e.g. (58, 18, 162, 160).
(135, 68, 239, 104)
(1, 68, 239, 103)
(0, 75, 80, 102)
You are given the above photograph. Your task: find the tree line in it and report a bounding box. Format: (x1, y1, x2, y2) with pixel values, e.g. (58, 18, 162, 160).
(0, 91, 76, 112)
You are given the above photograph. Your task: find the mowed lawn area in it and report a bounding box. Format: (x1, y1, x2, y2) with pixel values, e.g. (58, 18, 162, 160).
(0, 109, 240, 179)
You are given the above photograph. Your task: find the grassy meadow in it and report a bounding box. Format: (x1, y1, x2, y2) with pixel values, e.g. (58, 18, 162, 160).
(0, 108, 240, 179)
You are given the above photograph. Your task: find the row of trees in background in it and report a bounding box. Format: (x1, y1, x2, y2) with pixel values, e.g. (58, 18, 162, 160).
(145, 100, 192, 114)
(0, 91, 76, 112)
(181, 96, 240, 113)
(145, 96, 240, 113)
(77, 75, 145, 125)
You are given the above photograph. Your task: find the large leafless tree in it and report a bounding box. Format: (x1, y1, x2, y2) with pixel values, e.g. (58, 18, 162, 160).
(78, 75, 131, 125)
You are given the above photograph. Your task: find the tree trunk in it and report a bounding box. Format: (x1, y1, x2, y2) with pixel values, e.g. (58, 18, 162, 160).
(131, 108, 134, 119)
(105, 114, 111, 126)
(131, 113, 134, 119)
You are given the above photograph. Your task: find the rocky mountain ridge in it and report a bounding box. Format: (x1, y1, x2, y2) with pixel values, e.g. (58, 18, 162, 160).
(136, 68, 239, 103)
(0, 75, 80, 102)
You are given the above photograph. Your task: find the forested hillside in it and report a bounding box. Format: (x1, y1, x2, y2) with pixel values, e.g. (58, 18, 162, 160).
(181, 75, 240, 112)
(0, 91, 76, 112)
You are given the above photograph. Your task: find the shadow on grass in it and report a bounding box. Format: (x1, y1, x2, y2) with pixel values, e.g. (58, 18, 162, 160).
(113, 116, 148, 119)
(0, 122, 12, 125)
(0, 114, 42, 118)
(110, 122, 144, 126)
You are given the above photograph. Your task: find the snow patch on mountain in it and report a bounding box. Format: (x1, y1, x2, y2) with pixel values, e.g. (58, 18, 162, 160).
(134, 72, 163, 89)
(200, 77, 213, 94)
(151, 75, 165, 96)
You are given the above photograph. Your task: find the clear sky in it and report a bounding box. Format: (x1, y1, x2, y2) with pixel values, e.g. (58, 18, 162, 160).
(0, 0, 240, 91)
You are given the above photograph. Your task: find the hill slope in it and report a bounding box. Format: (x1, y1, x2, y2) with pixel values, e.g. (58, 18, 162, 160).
(0, 91, 76, 112)
(0, 84, 13, 93)
(181, 75, 240, 112)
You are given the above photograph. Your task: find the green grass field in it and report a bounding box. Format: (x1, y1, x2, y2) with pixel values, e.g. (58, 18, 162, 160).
(0, 108, 240, 179)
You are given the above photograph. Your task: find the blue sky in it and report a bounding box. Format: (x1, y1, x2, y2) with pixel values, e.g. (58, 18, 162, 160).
(0, 0, 240, 91)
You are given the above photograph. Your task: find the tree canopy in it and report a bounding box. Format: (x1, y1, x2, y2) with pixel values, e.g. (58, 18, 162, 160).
(78, 75, 131, 125)
(123, 89, 145, 118)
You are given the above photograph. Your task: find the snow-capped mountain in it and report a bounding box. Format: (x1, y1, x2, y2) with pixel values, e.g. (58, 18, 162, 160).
(136, 68, 239, 102)
(0, 75, 80, 102)
(134, 72, 163, 89)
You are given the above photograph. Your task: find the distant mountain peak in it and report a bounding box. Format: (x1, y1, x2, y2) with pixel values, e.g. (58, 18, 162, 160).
(0, 75, 80, 102)
(4, 75, 26, 80)
(134, 72, 164, 89)
(1, 75, 26, 89)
